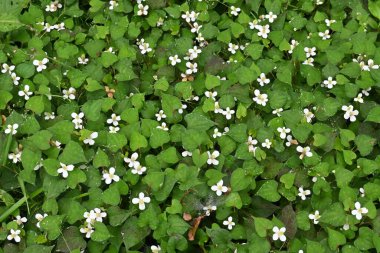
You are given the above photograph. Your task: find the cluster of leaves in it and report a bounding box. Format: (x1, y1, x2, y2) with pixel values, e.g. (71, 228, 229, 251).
(1, 0, 380, 252)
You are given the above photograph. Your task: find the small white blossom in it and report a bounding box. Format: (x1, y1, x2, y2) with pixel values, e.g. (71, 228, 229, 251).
(257, 73, 270, 86)
(185, 62, 198, 75)
(157, 122, 169, 131)
(169, 55, 181, 66)
(45, 1, 62, 12)
(109, 0, 118, 10)
(182, 150, 192, 157)
(44, 112, 55, 120)
(214, 101, 223, 114)
(109, 126, 120, 133)
(131, 163, 147, 175)
(247, 136, 258, 154)
(80, 224, 94, 238)
(223, 216, 235, 230)
(303, 108, 315, 123)
(322, 77, 336, 89)
(11, 73, 20, 85)
(132, 192, 151, 210)
(35, 213, 48, 228)
(325, 19, 336, 27)
(228, 43, 239, 54)
(265, 12, 277, 23)
(5, 124, 18, 135)
(296, 146, 313, 159)
(151, 245, 161, 253)
(272, 226, 286, 242)
(203, 205, 217, 216)
(249, 20, 260, 30)
(102, 167, 120, 184)
(155, 110, 166, 121)
(354, 93, 364, 103)
(14, 216, 27, 226)
(63, 87, 76, 100)
(107, 113, 121, 126)
(351, 202, 368, 220)
(8, 149, 22, 163)
(54, 22, 65, 31)
(362, 87, 371, 96)
(18, 85, 33, 100)
(33, 58, 49, 72)
(222, 107, 235, 120)
(304, 47, 316, 58)
(213, 128, 222, 138)
(298, 187, 311, 200)
(303, 57, 314, 66)
(342, 105, 359, 122)
(230, 6, 241, 16)
(288, 40, 299, 54)
(1, 63, 15, 74)
(272, 108, 283, 116)
(367, 59, 379, 70)
(124, 152, 139, 168)
(318, 30, 330, 40)
(343, 223, 350, 231)
(285, 135, 298, 147)
(253, 89, 268, 106)
(178, 104, 187, 114)
(7, 229, 21, 243)
(211, 180, 228, 196)
(83, 132, 98, 145)
(262, 139, 272, 149)
(138, 39, 152, 54)
(137, 4, 149, 16)
(71, 112, 84, 129)
(190, 22, 202, 33)
(187, 46, 202, 60)
(205, 91, 217, 100)
(359, 187, 365, 197)
(78, 55, 89, 65)
(277, 127, 291, 139)
(257, 24, 270, 38)
(308, 210, 321, 224)
(57, 163, 74, 178)
(207, 150, 220, 165)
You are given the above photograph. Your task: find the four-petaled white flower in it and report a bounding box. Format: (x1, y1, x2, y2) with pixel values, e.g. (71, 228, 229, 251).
(102, 167, 120, 184)
(230, 6, 241, 16)
(211, 179, 228, 196)
(303, 57, 314, 66)
(109, 0, 118, 10)
(2, 63, 15, 74)
(84, 208, 107, 223)
(8, 149, 22, 163)
(182, 150, 192, 157)
(257, 73, 270, 86)
(169, 55, 181, 66)
(288, 39, 299, 54)
(190, 22, 202, 33)
(57, 163, 74, 178)
(14, 215, 27, 226)
(253, 89, 268, 106)
(132, 192, 151, 210)
(185, 62, 198, 75)
(351, 202, 368, 220)
(228, 43, 239, 54)
(5, 124, 18, 135)
(107, 113, 121, 126)
(318, 30, 330, 40)
(155, 110, 166, 121)
(296, 146, 313, 159)
(207, 150, 220, 165)
(46, 1, 63, 12)
(272, 108, 283, 116)
(325, 19, 336, 27)
(63, 87, 76, 100)
(71, 112, 85, 129)
(33, 58, 49, 72)
(304, 47, 316, 58)
(222, 107, 235, 120)
(44, 112, 55, 120)
(277, 127, 291, 139)
(131, 163, 147, 175)
(157, 122, 169, 131)
(80, 224, 94, 238)
(308, 210, 321, 224)
(223, 216, 235, 230)
(286, 135, 298, 147)
(35, 213, 48, 228)
(322, 77, 336, 89)
(205, 91, 217, 100)
(109, 126, 119, 133)
(178, 103, 187, 114)
(354, 93, 364, 103)
(265, 12, 277, 23)
(342, 105, 359, 122)
(298, 186, 311, 200)
(83, 132, 98, 145)
(138, 39, 152, 54)
(303, 108, 315, 123)
(262, 139, 272, 149)
(151, 245, 161, 253)
(124, 152, 139, 168)
(18, 85, 33, 100)
(203, 205, 217, 216)
(78, 55, 89, 65)
(11, 73, 20, 85)
(247, 136, 258, 154)
(272, 226, 286, 242)
(213, 128, 222, 138)
(7, 229, 21, 243)
(257, 24, 270, 38)
(137, 4, 149, 16)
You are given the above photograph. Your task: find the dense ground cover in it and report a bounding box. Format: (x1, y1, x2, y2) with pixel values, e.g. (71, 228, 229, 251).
(0, 0, 380, 252)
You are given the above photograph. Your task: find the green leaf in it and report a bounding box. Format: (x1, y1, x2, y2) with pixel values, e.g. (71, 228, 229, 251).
(93, 148, 110, 168)
(150, 128, 170, 148)
(59, 141, 87, 164)
(0, 90, 12, 110)
(369, 0, 380, 20)
(185, 112, 215, 131)
(81, 100, 103, 121)
(25, 96, 45, 114)
(366, 106, 380, 123)
(319, 203, 346, 227)
(40, 215, 63, 240)
(27, 130, 53, 150)
(254, 217, 272, 237)
(91, 222, 111, 242)
(225, 192, 243, 209)
(121, 217, 150, 249)
(355, 134, 376, 156)
(231, 168, 251, 192)
(205, 74, 220, 89)
(154, 77, 169, 91)
(327, 228, 346, 250)
(0, 13, 23, 32)
(130, 131, 148, 151)
(24, 245, 54, 253)
(256, 180, 281, 202)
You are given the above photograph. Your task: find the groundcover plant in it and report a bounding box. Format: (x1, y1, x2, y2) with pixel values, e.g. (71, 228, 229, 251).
(0, 0, 380, 252)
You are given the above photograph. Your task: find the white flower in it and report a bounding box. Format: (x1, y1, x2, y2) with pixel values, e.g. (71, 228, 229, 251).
(57, 163, 74, 178)
(213, 128, 222, 138)
(86, 208, 107, 223)
(230, 6, 241, 16)
(296, 146, 313, 159)
(45, 1, 62, 12)
(14, 216, 27, 226)
(247, 136, 258, 153)
(102, 167, 120, 184)
(203, 205, 217, 216)
(272, 108, 283, 116)
(33, 58, 49, 72)
(109, 0, 118, 10)
(43, 23, 55, 32)
(131, 163, 147, 175)
(1, 63, 15, 74)
(124, 152, 139, 168)
(169, 55, 181, 66)
(351, 202, 368, 220)
(178, 104, 187, 114)
(277, 127, 291, 139)
(207, 150, 220, 165)
(35, 213, 48, 228)
(359, 187, 365, 197)
(257, 73, 270, 86)
(18, 85, 33, 100)
(11, 73, 20, 85)
(342, 105, 359, 122)
(138, 39, 152, 54)
(362, 87, 371, 96)
(265, 12, 277, 23)
(285, 135, 298, 147)
(288, 40, 299, 54)
(354, 93, 364, 103)
(303, 108, 315, 123)
(5, 124, 19, 135)
(253, 89, 268, 106)
(318, 30, 330, 40)
(156, 17, 164, 27)
(132, 192, 151, 210)
(223, 216, 235, 230)
(343, 223, 350, 230)
(304, 47, 316, 58)
(222, 107, 235, 120)
(109, 126, 119, 133)
(185, 62, 198, 75)
(63, 87, 76, 100)
(78, 55, 89, 65)
(83, 132, 98, 145)
(187, 46, 202, 60)
(80, 224, 94, 238)
(325, 19, 336, 27)
(157, 122, 169, 131)
(44, 112, 55, 120)
(52, 140, 61, 149)
(191, 22, 202, 33)
(298, 187, 311, 200)
(137, 4, 149, 16)
(228, 43, 239, 54)
(367, 59, 379, 70)
(257, 24, 270, 38)
(249, 20, 259, 30)
(71, 112, 84, 128)
(8, 149, 22, 163)
(151, 245, 161, 253)
(205, 91, 217, 100)
(182, 150, 192, 157)
(272, 226, 286, 242)
(214, 101, 223, 114)
(262, 139, 272, 149)
(303, 57, 314, 66)
(322, 77, 336, 89)
(7, 229, 21, 243)
(308, 210, 321, 224)
(54, 22, 65, 31)
(211, 180, 228, 196)
(181, 11, 194, 23)
(155, 110, 166, 121)
(107, 113, 121, 126)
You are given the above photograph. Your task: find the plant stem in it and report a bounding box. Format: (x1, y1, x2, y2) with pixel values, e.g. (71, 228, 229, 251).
(1, 134, 12, 167)
(0, 187, 43, 222)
